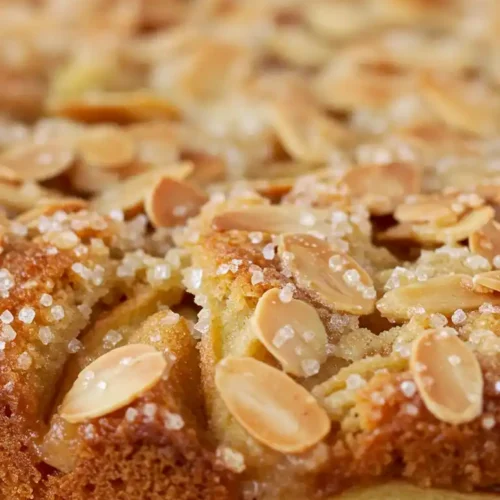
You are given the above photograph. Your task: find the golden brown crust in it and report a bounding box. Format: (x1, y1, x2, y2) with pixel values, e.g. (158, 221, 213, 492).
(45, 386, 236, 500)
(185, 223, 500, 498)
(0, 412, 42, 500)
(45, 312, 236, 500)
(316, 355, 500, 496)
(2, 1, 500, 498)
(0, 233, 122, 495)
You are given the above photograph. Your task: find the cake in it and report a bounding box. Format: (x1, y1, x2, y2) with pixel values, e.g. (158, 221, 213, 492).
(0, 1, 498, 499)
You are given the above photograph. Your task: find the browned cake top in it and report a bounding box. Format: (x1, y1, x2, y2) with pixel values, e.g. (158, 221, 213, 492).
(0, 1, 500, 499)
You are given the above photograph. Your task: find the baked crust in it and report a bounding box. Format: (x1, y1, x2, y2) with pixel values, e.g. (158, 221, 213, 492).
(44, 385, 235, 500)
(0, 0, 500, 498)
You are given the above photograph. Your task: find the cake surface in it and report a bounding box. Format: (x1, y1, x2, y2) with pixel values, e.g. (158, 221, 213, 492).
(0, 0, 499, 499)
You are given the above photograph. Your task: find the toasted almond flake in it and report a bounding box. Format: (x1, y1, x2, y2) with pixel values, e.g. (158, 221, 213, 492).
(183, 152, 226, 185)
(77, 126, 136, 169)
(472, 271, 500, 293)
(268, 99, 349, 163)
(0, 140, 75, 182)
(269, 26, 333, 68)
(304, 0, 372, 40)
(377, 274, 500, 320)
(91, 163, 193, 216)
(420, 73, 497, 135)
(215, 356, 330, 453)
(251, 288, 327, 377)
(340, 163, 422, 215)
(410, 330, 483, 424)
(126, 122, 180, 166)
(209, 164, 334, 202)
(212, 205, 331, 235)
(469, 220, 500, 262)
(60, 344, 166, 423)
(49, 91, 179, 124)
(59, 289, 182, 397)
(278, 234, 375, 314)
(412, 206, 494, 244)
(145, 176, 208, 228)
(16, 198, 88, 225)
(0, 183, 61, 214)
(69, 161, 124, 194)
(394, 199, 458, 226)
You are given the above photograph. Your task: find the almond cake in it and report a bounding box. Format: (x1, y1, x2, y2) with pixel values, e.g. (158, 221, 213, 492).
(0, 0, 498, 499)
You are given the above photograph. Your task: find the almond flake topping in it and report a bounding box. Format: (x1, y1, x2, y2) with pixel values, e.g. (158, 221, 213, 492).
(215, 356, 330, 453)
(394, 197, 460, 226)
(145, 176, 208, 228)
(60, 344, 166, 423)
(251, 288, 327, 377)
(49, 90, 179, 124)
(410, 330, 483, 425)
(16, 198, 88, 226)
(91, 163, 193, 216)
(472, 271, 500, 293)
(278, 233, 375, 314)
(420, 73, 497, 135)
(340, 163, 422, 216)
(268, 99, 349, 163)
(411, 205, 494, 244)
(212, 205, 332, 235)
(77, 126, 136, 169)
(377, 274, 500, 320)
(469, 220, 500, 262)
(0, 140, 75, 182)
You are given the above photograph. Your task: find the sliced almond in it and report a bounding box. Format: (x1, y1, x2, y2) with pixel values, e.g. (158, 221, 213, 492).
(469, 219, 500, 262)
(420, 73, 497, 135)
(279, 234, 376, 314)
(0, 182, 58, 213)
(313, 58, 411, 112)
(60, 344, 167, 423)
(215, 356, 330, 453)
(304, 0, 373, 40)
(475, 183, 500, 205)
(251, 288, 327, 377)
(77, 126, 136, 169)
(394, 199, 459, 226)
(340, 163, 422, 216)
(49, 91, 179, 124)
(183, 151, 226, 185)
(145, 176, 208, 228)
(212, 205, 332, 235)
(268, 100, 349, 163)
(127, 122, 180, 166)
(377, 274, 500, 320)
(269, 26, 333, 68)
(473, 271, 500, 293)
(71, 160, 149, 195)
(0, 140, 74, 182)
(56, 288, 184, 408)
(91, 163, 193, 216)
(210, 166, 333, 201)
(16, 198, 88, 225)
(412, 205, 494, 244)
(410, 330, 483, 424)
